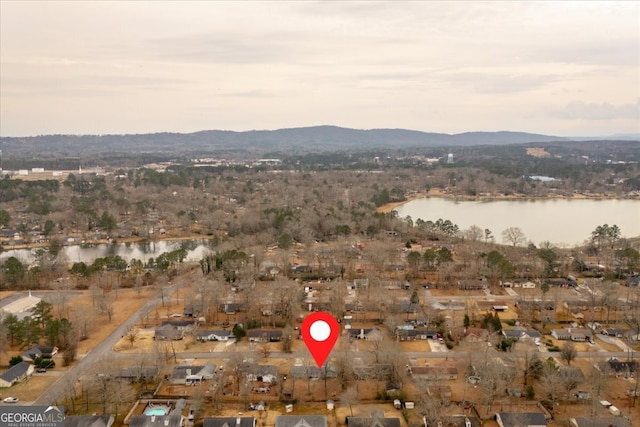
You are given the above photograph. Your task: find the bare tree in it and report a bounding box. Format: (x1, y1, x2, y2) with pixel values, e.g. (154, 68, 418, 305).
(560, 341, 577, 366)
(502, 227, 527, 247)
(125, 326, 139, 348)
(340, 386, 359, 417)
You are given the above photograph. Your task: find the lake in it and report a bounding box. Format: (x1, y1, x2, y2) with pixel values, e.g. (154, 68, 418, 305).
(0, 239, 215, 265)
(393, 197, 640, 247)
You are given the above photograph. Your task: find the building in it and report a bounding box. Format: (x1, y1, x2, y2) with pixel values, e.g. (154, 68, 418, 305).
(290, 362, 337, 379)
(395, 328, 438, 341)
(346, 417, 401, 427)
(570, 417, 630, 427)
(496, 412, 547, 427)
(0, 361, 35, 388)
(170, 362, 216, 385)
(275, 416, 327, 427)
(348, 328, 383, 341)
(204, 418, 257, 427)
(128, 415, 183, 427)
(21, 345, 58, 362)
(551, 328, 591, 342)
(247, 330, 283, 342)
(196, 330, 234, 342)
(154, 324, 184, 341)
(240, 364, 278, 383)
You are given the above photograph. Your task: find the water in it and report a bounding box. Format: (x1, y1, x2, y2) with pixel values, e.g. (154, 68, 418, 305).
(393, 197, 640, 247)
(0, 239, 215, 265)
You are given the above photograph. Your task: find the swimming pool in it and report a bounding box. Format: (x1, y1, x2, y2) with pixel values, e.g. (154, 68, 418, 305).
(144, 406, 169, 416)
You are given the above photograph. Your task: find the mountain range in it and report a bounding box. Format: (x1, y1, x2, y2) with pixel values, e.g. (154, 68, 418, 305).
(1, 126, 636, 157)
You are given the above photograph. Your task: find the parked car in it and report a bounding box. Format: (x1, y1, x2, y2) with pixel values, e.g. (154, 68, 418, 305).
(3, 397, 19, 403)
(37, 368, 47, 373)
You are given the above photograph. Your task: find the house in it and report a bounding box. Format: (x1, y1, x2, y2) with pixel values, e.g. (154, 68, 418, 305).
(128, 415, 183, 427)
(197, 329, 234, 342)
(0, 361, 35, 388)
(291, 265, 312, 274)
(64, 415, 115, 427)
(170, 362, 216, 385)
(161, 319, 197, 331)
(551, 328, 591, 342)
(502, 328, 541, 344)
(240, 364, 278, 383)
(345, 417, 401, 427)
(601, 328, 625, 337)
(395, 328, 438, 341)
(247, 330, 283, 342)
(290, 362, 337, 379)
(275, 416, 327, 427)
(550, 329, 571, 340)
(437, 417, 481, 427)
(218, 303, 244, 314)
(348, 328, 383, 341)
(570, 417, 631, 427)
(408, 365, 458, 380)
(21, 345, 58, 362)
(496, 412, 547, 427)
(183, 305, 196, 317)
(558, 366, 586, 385)
(458, 279, 487, 290)
(116, 366, 158, 382)
(154, 324, 184, 341)
(204, 418, 257, 427)
(604, 357, 637, 377)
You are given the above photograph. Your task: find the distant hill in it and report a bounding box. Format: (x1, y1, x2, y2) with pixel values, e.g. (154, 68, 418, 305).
(0, 125, 588, 158)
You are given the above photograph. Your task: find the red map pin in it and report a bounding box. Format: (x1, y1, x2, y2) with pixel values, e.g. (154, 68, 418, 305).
(301, 311, 340, 367)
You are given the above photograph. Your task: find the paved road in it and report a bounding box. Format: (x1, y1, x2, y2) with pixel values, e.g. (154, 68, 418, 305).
(33, 273, 195, 406)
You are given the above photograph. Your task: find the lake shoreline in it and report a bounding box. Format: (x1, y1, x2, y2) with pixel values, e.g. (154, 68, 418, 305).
(376, 188, 640, 213)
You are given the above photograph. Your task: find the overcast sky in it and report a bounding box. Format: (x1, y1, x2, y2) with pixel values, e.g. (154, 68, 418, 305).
(1, 1, 638, 137)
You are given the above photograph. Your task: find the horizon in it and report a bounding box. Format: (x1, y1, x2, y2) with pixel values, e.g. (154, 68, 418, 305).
(1, 2, 639, 137)
(1, 124, 639, 140)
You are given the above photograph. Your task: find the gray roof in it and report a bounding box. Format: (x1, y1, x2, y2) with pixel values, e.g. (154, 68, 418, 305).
(64, 415, 114, 427)
(290, 363, 337, 379)
(240, 364, 278, 378)
(171, 363, 216, 381)
(439, 417, 480, 427)
(346, 418, 401, 427)
(571, 417, 631, 427)
(154, 324, 184, 340)
(0, 361, 31, 383)
(497, 412, 547, 427)
(117, 366, 158, 379)
(128, 415, 183, 427)
(276, 416, 327, 427)
(204, 418, 256, 427)
(22, 345, 56, 359)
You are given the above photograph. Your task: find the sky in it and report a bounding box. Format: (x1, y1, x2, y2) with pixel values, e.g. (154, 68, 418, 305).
(1, 1, 639, 137)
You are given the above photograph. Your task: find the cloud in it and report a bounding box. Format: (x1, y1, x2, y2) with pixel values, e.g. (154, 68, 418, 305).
(556, 99, 640, 120)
